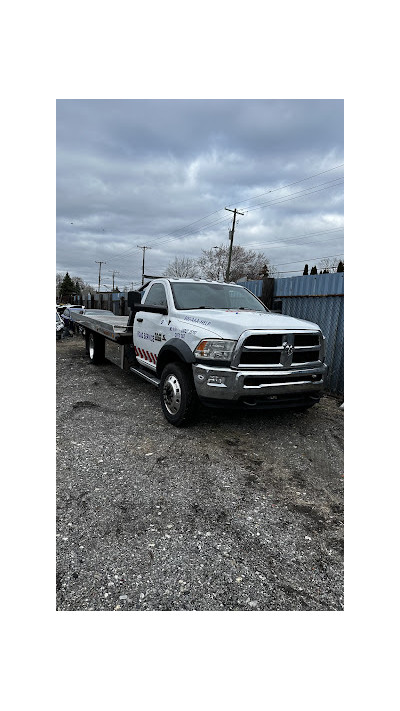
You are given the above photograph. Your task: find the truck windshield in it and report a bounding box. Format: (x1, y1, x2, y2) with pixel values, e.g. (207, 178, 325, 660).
(170, 282, 268, 311)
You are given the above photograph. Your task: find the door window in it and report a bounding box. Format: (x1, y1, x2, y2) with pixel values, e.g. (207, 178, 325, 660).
(144, 283, 168, 308)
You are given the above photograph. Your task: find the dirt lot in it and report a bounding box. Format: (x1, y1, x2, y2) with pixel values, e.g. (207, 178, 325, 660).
(56, 333, 344, 611)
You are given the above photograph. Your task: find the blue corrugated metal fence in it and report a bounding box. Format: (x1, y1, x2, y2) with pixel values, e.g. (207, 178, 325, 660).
(240, 273, 344, 394)
(238, 278, 264, 297)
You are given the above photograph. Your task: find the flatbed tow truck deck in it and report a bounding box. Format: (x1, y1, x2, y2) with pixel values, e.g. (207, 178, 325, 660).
(71, 311, 133, 342)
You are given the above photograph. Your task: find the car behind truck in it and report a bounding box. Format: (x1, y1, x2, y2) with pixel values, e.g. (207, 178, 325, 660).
(68, 279, 328, 426)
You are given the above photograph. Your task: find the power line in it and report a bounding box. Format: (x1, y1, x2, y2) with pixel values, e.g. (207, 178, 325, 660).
(226, 163, 344, 209)
(104, 213, 231, 265)
(156, 169, 343, 243)
(95, 248, 345, 282)
(83, 168, 344, 280)
(105, 181, 343, 270)
(150, 253, 345, 279)
(243, 178, 343, 213)
(96, 164, 344, 265)
(107, 214, 232, 266)
(273, 252, 344, 268)
(239, 235, 343, 252)
(275, 265, 344, 275)
(150, 180, 344, 249)
(109, 231, 344, 280)
(245, 226, 343, 248)
(148, 179, 343, 249)
(81, 163, 345, 283)
(93, 223, 343, 282)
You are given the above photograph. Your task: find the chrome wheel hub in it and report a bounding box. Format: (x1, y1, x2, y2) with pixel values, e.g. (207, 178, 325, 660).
(163, 375, 182, 414)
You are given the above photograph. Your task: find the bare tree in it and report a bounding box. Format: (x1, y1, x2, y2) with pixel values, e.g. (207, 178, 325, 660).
(164, 256, 200, 278)
(197, 244, 275, 282)
(317, 257, 342, 273)
(73, 276, 96, 295)
(56, 272, 64, 294)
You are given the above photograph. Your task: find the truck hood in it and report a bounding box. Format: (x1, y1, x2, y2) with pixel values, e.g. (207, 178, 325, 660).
(175, 309, 321, 340)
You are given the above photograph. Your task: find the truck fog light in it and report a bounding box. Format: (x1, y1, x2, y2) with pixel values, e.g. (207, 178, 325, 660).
(207, 376, 226, 385)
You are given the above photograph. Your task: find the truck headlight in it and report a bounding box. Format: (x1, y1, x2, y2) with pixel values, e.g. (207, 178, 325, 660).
(194, 339, 236, 361)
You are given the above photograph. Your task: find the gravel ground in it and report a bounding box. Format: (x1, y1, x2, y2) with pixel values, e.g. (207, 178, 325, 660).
(56, 332, 344, 611)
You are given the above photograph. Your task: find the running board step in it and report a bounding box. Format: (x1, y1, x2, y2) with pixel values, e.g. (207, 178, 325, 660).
(129, 365, 160, 387)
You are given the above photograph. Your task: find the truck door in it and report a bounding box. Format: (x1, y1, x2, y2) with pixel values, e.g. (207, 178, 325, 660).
(134, 282, 169, 370)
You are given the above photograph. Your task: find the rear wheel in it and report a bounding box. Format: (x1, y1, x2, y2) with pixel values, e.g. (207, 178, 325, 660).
(160, 362, 198, 426)
(87, 331, 105, 364)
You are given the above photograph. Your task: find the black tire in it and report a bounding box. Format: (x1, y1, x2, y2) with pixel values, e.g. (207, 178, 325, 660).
(160, 362, 198, 426)
(88, 331, 105, 364)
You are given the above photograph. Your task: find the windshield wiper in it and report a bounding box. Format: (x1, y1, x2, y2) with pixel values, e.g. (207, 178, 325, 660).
(237, 307, 265, 311)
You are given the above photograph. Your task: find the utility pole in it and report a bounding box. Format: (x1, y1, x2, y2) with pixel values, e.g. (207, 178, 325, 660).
(225, 208, 244, 282)
(95, 261, 106, 292)
(137, 245, 152, 285)
(110, 270, 120, 291)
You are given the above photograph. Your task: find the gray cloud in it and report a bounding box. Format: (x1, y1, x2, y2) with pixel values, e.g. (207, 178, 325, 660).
(57, 99, 343, 288)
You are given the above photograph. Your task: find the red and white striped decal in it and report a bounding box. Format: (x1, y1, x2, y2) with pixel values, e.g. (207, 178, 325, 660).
(135, 346, 157, 363)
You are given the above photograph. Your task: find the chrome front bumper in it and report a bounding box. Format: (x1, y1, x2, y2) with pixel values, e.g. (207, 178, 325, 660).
(192, 362, 328, 401)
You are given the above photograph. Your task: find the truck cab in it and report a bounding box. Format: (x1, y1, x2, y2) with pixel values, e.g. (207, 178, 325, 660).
(133, 279, 328, 425)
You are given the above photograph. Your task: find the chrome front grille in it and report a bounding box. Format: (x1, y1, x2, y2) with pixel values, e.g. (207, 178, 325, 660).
(232, 330, 322, 369)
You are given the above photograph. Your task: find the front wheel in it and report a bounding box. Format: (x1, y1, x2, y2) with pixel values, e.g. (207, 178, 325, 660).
(160, 362, 198, 426)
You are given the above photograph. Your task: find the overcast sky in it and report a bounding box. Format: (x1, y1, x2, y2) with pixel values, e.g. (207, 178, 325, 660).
(56, 99, 343, 289)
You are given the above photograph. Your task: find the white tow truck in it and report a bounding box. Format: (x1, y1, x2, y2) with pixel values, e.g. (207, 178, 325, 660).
(68, 279, 328, 426)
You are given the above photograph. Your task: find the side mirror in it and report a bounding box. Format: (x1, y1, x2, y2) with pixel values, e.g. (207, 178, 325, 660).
(272, 299, 282, 314)
(128, 291, 142, 308)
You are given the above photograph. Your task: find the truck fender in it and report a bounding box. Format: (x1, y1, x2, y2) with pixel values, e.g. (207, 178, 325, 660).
(156, 338, 196, 377)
